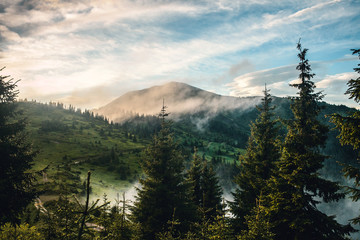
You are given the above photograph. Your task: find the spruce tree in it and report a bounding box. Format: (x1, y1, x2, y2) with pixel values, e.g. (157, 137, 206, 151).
(188, 149, 223, 222)
(188, 149, 203, 212)
(132, 103, 195, 239)
(266, 40, 353, 239)
(229, 86, 280, 233)
(201, 160, 223, 220)
(238, 193, 274, 240)
(0, 68, 37, 224)
(330, 49, 360, 224)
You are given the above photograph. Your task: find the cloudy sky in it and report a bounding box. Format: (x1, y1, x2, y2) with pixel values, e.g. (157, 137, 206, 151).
(0, 0, 359, 109)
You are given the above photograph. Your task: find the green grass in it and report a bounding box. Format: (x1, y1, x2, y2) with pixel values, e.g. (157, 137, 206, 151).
(19, 101, 247, 202)
(18, 98, 360, 204)
(19, 101, 148, 200)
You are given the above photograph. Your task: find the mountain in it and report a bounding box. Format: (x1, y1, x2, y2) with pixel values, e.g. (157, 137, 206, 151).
(20, 84, 360, 231)
(94, 81, 262, 122)
(20, 82, 359, 203)
(94, 82, 359, 182)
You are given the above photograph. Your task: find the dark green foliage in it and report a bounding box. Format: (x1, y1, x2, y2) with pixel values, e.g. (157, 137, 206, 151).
(36, 172, 108, 240)
(39, 195, 79, 239)
(40, 120, 69, 132)
(0, 222, 43, 239)
(200, 161, 223, 219)
(121, 114, 161, 139)
(188, 151, 203, 211)
(186, 210, 235, 240)
(187, 149, 223, 222)
(345, 49, 360, 103)
(331, 48, 360, 225)
(266, 41, 353, 239)
(206, 211, 234, 240)
(238, 194, 274, 240)
(103, 193, 139, 240)
(132, 105, 196, 239)
(230, 86, 280, 233)
(0, 69, 37, 224)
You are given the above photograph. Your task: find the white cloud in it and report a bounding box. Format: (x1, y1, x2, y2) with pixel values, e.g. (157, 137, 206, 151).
(317, 72, 357, 89)
(316, 72, 359, 108)
(228, 65, 298, 97)
(228, 67, 359, 109)
(261, 0, 349, 30)
(0, 0, 358, 108)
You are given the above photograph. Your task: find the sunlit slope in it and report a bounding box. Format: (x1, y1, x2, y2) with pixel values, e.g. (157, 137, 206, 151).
(19, 101, 148, 199)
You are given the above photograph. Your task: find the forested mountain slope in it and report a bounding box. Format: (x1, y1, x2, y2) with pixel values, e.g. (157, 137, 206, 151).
(96, 82, 358, 183)
(21, 82, 359, 199)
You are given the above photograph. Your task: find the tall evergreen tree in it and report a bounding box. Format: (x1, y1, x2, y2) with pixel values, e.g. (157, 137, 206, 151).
(238, 193, 274, 240)
(229, 86, 280, 233)
(132, 103, 195, 239)
(201, 160, 223, 220)
(187, 150, 203, 213)
(187, 149, 223, 221)
(331, 48, 360, 224)
(0, 68, 37, 224)
(265, 41, 353, 239)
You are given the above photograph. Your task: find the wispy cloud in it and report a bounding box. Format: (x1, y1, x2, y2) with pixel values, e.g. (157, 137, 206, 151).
(0, 0, 359, 108)
(228, 62, 359, 108)
(227, 65, 298, 97)
(317, 72, 359, 107)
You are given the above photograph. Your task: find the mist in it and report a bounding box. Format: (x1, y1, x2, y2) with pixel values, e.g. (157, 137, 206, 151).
(93, 82, 262, 125)
(88, 181, 140, 209)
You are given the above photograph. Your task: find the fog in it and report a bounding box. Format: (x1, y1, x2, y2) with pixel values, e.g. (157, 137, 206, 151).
(93, 82, 262, 124)
(91, 81, 360, 237)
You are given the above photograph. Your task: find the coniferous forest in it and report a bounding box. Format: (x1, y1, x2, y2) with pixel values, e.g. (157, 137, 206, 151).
(1, 43, 360, 240)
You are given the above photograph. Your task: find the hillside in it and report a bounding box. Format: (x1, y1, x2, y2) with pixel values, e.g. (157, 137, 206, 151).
(19, 101, 149, 201)
(21, 82, 359, 198)
(17, 84, 360, 235)
(96, 82, 359, 183)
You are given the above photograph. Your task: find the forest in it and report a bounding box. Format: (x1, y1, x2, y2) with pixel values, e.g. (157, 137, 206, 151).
(1, 44, 360, 240)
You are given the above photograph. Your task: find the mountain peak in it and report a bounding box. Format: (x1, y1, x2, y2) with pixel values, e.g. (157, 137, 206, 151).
(94, 82, 261, 122)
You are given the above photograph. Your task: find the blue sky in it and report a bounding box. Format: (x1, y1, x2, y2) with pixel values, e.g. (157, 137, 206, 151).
(0, 0, 359, 109)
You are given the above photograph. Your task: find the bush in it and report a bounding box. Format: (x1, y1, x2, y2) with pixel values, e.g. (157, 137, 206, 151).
(0, 223, 43, 240)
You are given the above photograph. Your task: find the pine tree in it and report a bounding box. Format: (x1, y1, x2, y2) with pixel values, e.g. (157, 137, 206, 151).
(0, 222, 43, 240)
(230, 86, 280, 233)
(188, 149, 223, 222)
(132, 103, 195, 239)
(266, 40, 353, 239)
(330, 49, 360, 224)
(0, 68, 37, 224)
(103, 193, 137, 240)
(201, 160, 223, 220)
(238, 193, 274, 240)
(187, 149, 203, 212)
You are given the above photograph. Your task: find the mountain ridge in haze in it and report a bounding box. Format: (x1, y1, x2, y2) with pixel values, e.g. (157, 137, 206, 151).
(93, 82, 358, 181)
(94, 81, 262, 122)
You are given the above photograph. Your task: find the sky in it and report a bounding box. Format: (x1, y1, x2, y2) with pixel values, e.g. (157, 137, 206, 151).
(0, 0, 359, 109)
